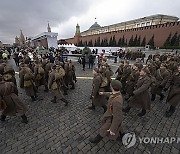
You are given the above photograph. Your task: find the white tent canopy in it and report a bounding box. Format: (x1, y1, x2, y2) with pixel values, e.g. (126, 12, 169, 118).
(58, 44, 76, 48)
(58, 44, 77, 52)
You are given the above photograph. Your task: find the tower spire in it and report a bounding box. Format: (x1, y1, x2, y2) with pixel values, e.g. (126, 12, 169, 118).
(19, 29, 25, 45)
(47, 22, 51, 32)
(76, 23, 80, 34)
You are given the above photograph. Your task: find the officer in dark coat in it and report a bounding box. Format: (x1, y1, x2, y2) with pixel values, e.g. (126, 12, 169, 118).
(164, 65, 180, 117)
(48, 64, 69, 106)
(121, 60, 131, 94)
(0, 75, 28, 123)
(115, 61, 124, 81)
(19, 63, 37, 101)
(125, 64, 140, 100)
(90, 80, 124, 143)
(123, 67, 151, 117)
(88, 68, 107, 113)
(151, 63, 170, 101)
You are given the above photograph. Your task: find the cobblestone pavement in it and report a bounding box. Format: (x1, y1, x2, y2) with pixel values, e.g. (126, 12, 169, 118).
(0, 58, 180, 154)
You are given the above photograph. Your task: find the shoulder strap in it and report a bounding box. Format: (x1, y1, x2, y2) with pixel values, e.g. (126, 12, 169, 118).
(3, 83, 7, 97)
(158, 69, 163, 80)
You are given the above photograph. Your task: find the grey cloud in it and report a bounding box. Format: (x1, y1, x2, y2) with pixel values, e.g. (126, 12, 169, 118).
(0, 0, 179, 44)
(0, 0, 94, 43)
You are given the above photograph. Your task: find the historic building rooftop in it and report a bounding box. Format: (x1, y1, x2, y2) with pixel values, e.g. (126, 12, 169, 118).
(89, 22, 101, 30)
(81, 14, 179, 36)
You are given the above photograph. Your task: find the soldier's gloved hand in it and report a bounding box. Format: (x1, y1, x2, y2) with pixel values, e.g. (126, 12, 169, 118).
(131, 93, 135, 97)
(159, 85, 163, 88)
(164, 88, 168, 92)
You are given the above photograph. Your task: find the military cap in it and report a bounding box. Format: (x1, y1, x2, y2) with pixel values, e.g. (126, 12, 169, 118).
(111, 80, 122, 91)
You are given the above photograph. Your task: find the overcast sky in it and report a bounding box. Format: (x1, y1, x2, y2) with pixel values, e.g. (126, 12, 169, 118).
(0, 0, 179, 44)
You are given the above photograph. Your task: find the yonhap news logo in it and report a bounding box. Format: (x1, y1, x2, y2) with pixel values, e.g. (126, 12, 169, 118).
(122, 132, 136, 148)
(122, 132, 180, 148)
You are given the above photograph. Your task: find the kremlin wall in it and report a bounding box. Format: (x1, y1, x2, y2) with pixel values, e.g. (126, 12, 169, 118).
(61, 14, 180, 48)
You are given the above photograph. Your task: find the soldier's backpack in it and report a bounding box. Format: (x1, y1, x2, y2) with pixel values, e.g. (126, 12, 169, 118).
(3, 65, 14, 74)
(54, 66, 65, 80)
(24, 80, 32, 88)
(24, 68, 34, 81)
(38, 65, 45, 75)
(3, 74, 12, 81)
(100, 75, 108, 88)
(68, 63, 73, 71)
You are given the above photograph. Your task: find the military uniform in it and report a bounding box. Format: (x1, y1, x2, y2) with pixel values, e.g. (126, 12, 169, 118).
(115, 63, 124, 81)
(2, 63, 17, 86)
(48, 66, 68, 106)
(124, 72, 151, 117)
(0, 80, 28, 123)
(90, 74, 107, 110)
(89, 80, 124, 143)
(165, 71, 180, 117)
(64, 60, 75, 90)
(34, 61, 47, 91)
(121, 64, 131, 93)
(19, 64, 37, 101)
(151, 67, 170, 101)
(99, 92, 123, 140)
(125, 69, 140, 98)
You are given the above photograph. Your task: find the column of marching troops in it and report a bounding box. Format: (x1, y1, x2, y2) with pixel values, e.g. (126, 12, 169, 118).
(88, 53, 180, 143)
(0, 49, 180, 144)
(0, 51, 77, 124)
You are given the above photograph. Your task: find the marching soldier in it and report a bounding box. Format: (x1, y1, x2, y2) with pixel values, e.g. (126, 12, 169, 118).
(164, 65, 180, 117)
(147, 60, 156, 76)
(2, 60, 17, 86)
(103, 63, 113, 92)
(151, 63, 170, 101)
(33, 59, 48, 91)
(64, 60, 75, 90)
(134, 58, 143, 70)
(89, 80, 124, 143)
(121, 60, 131, 94)
(0, 75, 28, 123)
(88, 68, 107, 113)
(125, 64, 140, 100)
(42, 57, 52, 92)
(115, 61, 124, 81)
(19, 62, 37, 101)
(48, 64, 69, 106)
(123, 67, 151, 117)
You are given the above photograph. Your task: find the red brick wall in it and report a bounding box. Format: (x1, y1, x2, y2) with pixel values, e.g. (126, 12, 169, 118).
(63, 22, 180, 47)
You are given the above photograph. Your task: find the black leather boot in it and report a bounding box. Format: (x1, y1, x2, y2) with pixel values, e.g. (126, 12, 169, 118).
(160, 94, 164, 101)
(44, 85, 49, 92)
(125, 94, 130, 100)
(137, 109, 146, 117)
(60, 98, 69, 106)
(102, 105, 107, 113)
(89, 134, 103, 143)
(122, 105, 131, 113)
(21, 114, 28, 124)
(31, 96, 36, 102)
(70, 83, 75, 90)
(51, 96, 57, 103)
(63, 88, 68, 95)
(165, 106, 175, 117)
(88, 104, 95, 110)
(151, 94, 156, 101)
(0, 115, 6, 122)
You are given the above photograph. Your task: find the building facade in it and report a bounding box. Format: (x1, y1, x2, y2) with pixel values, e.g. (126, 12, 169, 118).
(60, 14, 180, 48)
(81, 14, 179, 36)
(31, 24, 58, 49)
